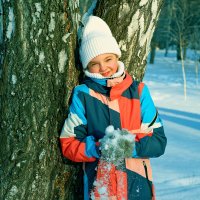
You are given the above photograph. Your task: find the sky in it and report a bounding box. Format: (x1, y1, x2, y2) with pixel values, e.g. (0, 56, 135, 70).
(143, 49, 200, 200)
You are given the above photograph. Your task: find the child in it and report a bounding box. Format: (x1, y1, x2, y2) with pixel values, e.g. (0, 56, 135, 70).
(60, 16, 167, 200)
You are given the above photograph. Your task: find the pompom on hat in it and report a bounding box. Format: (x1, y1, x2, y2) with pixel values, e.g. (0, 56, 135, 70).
(79, 16, 121, 69)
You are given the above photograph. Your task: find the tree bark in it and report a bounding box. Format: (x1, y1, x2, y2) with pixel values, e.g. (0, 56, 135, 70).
(0, 0, 163, 199)
(95, 0, 163, 80)
(176, 44, 181, 60)
(0, 1, 81, 200)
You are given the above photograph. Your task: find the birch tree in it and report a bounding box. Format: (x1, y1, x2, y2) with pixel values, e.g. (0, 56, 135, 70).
(189, 1, 200, 86)
(172, 0, 188, 99)
(149, 0, 173, 63)
(95, 0, 163, 80)
(170, 0, 200, 99)
(191, 28, 200, 86)
(0, 0, 163, 199)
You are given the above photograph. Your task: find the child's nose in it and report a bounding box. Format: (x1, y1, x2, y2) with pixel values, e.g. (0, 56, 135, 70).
(99, 63, 107, 71)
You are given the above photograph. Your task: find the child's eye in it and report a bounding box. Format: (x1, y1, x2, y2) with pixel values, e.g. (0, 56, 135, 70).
(89, 63, 97, 67)
(106, 59, 112, 62)
(88, 63, 99, 69)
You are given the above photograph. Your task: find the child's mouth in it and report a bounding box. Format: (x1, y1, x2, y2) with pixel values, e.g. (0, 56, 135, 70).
(101, 71, 110, 77)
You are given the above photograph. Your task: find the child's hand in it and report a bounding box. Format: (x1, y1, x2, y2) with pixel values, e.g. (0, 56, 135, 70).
(99, 125, 135, 167)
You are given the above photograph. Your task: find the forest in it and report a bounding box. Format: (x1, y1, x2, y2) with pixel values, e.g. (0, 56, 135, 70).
(151, 0, 200, 61)
(150, 0, 200, 99)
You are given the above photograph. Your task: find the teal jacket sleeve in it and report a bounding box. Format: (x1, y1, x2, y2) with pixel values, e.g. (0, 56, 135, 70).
(60, 85, 99, 162)
(134, 84, 167, 158)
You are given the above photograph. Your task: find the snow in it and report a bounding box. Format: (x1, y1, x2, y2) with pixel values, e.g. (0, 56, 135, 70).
(58, 50, 67, 73)
(9, 185, 18, 196)
(119, 40, 127, 51)
(143, 49, 200, 200)
(62, 33, 71, 43)
(139, 14, 145, 45)
(11, 75, 17, 85)
(92, 126, 135, 199)
(47, 64, 51, 72)
(49, 12, 55, 32)
(37, 28, 42, 37)
(100, 125, 135, 166)
(6, 7, 15, 39)
(140, 0, 148, 7)
(39, 149, 46, 160)
(35, 3, 42, 18)
(39, 51, 45, 64)
(151, 0, 158, 14)
(127, 10, 139, 41)
(32, 3, 42, 26)
(16, 162, 21, 167)
(119, 2, 130, 19)
(69, 0, 81, 30)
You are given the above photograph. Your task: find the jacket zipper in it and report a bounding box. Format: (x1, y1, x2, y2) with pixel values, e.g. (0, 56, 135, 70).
(106, 97, 112, 125)
(143, 161, 153, 197)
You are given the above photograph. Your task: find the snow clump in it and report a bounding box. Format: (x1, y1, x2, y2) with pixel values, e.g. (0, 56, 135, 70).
(100, 125, 135, 168)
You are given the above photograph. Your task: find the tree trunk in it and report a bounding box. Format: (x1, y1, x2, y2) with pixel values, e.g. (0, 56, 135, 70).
(0, 0, 163, 199)
(176, 44, 181, 60)
(165, 39, 169, 57)
(149, 41, 156, 64)
(0, 1, 82, 200)
(180, 43, 187, 100)
(195, 60, 199, 86)
(95, 0, 163, 80)
(183, 46, 187, 60)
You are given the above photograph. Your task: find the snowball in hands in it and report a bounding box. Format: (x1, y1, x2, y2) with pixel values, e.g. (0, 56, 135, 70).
(100, 125, 136, 167)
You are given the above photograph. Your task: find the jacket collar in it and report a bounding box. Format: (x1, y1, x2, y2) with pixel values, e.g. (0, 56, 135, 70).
(110, 72, 133, 100)
(83, 72, 133, 100)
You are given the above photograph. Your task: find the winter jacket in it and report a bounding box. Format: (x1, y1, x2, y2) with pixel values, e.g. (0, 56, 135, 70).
(60, 72, 167, 200)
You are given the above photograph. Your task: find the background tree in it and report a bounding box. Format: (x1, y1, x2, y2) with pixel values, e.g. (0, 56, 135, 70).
(150, 0, 200, 99)
(188, 0, 200, 86)
(150, 0, 200, 60)
(171, 0, 200, 99)
(149, 0, 173, 64)
(171, 0, 189, 99)
(0, 0, 163, 199)
(190, 27, 200, 86)
(94, 0, 164, 80)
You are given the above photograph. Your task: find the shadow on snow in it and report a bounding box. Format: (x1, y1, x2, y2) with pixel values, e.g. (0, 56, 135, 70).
(157, 107, 200, 131)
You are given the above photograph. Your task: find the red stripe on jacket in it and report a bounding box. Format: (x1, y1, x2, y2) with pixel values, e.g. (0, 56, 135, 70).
(60, 137, 96, 162)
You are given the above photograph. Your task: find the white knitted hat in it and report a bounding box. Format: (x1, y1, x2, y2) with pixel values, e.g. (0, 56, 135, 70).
(79, 16, 121, 69)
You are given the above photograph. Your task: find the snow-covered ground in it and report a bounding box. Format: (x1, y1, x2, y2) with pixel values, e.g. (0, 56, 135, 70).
(144, 50, 200, 200)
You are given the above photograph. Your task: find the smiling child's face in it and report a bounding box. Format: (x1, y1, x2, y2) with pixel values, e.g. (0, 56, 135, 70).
(87, 53, 119, 77)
